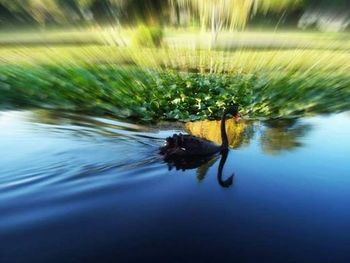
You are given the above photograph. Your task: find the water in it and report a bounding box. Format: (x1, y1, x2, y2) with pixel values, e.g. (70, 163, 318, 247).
(0, 110, 350, 263)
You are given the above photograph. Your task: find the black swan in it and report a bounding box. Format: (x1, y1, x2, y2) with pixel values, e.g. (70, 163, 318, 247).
(160, 104, 240, 159)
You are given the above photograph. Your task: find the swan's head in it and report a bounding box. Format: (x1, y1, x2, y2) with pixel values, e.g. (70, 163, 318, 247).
(225, 104, 240, 122)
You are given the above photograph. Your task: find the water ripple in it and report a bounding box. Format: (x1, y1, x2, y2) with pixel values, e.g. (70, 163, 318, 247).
(0, 110, 174, 202)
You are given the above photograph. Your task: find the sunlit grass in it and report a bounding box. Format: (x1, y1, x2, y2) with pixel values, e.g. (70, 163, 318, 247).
(1, 27, 349, 76)
(1, 27, 349, 49)
(1, 45, 349, 76)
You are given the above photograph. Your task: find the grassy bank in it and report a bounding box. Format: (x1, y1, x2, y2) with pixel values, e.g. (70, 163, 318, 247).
(1, 46, 349, 75)
(1, 64, 349, 121)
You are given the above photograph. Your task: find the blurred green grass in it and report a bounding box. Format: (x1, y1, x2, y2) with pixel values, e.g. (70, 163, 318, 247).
(1, 46, 349, 74)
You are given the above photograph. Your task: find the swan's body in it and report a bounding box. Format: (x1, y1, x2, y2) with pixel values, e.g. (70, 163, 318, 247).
(163, 147, 234, 188)
(159, 134, 220, 157)
(160, 105, 240, 159)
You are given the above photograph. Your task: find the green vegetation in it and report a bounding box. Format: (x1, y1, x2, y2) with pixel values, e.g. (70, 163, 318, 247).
(1, 63, 349, 122)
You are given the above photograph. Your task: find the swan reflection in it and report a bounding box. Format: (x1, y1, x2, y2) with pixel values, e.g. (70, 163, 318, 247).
(163, 149, 234, 188)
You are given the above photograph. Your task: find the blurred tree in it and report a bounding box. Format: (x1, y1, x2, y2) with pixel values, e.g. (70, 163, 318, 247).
(89, 0, 114, 24)
(74, 0, 94, 21)
(57, 0, 85, 22)
(171, 0, 304, 46)
(0, 3, 17, 25)
(172, 0, 256, 47)
(120, 0, 169, 25)
(0, 0, 73, 26)
(257, 0, 304, 14)
(28, 0, 66, 27)
(3, 0, 348, 29)
(0, 0, 25, 12)
(0, 0, 32, 25)
(299, 0, 350, 31)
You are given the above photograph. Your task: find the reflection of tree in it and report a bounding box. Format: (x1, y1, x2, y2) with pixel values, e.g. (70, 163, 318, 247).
(196, 156, 218, 182)
(30, 109, 65, 125)
(261, 118, 311, 155)
(185, 117, 311, 155)
(185, 119, 254, 149)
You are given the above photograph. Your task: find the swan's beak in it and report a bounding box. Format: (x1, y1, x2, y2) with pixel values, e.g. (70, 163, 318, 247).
(234, 113, 241, 122)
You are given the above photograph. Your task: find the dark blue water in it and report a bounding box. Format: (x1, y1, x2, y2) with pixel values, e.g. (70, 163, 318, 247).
(1, 110, 350, 263)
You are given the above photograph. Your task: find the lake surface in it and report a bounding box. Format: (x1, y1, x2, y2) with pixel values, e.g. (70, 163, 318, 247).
(0, 110, 350, 263)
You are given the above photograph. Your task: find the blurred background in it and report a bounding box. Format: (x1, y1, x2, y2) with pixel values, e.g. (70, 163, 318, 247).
(0, 0, 349, 121)
(1, 3, 350, 262)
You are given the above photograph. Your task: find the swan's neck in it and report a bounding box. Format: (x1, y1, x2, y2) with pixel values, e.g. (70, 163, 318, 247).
(220, 111, 229, 150)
